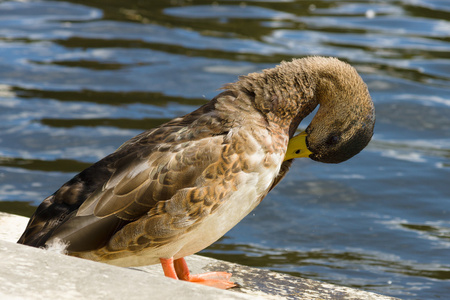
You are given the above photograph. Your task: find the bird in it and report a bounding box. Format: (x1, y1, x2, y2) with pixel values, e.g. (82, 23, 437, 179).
(17, 56, 375, 289)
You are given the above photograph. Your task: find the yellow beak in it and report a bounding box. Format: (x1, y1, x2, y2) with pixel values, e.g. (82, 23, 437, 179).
(283, 131, 313, 161)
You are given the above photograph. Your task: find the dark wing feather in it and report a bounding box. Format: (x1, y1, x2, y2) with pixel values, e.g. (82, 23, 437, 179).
(16, 155, 116, 247)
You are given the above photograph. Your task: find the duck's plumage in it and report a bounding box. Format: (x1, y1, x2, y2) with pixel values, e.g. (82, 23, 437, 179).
(18, 56, 375, 287)
(18, 87, 291, 265)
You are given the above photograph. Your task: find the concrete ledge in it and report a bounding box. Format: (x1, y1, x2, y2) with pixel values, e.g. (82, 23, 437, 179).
(0, 212, 399, 299)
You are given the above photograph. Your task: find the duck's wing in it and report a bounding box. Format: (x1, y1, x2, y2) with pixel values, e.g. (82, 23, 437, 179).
(17, 95, 235, 252)
(49, 134, 226, 253)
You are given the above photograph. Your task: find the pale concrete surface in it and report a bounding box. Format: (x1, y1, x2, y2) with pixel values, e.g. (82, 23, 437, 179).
(0, 212, 399, 299)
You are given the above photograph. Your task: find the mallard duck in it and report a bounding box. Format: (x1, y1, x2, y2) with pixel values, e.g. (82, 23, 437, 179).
(18, 57, 375, 289)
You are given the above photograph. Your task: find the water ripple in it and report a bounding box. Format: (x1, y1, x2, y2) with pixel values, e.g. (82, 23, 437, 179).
(0, 1, 449, 299)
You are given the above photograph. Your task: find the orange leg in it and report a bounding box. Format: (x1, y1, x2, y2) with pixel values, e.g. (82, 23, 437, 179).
(159, 257, 236, 289)
(160, 257, 178, 279)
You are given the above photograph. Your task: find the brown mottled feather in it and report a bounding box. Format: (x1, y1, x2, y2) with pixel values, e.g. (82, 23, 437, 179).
(18, 89, 286, 254)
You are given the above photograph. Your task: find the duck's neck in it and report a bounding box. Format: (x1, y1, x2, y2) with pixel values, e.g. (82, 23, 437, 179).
(230, 57, 372, 138)
(228, 59, 320, 137)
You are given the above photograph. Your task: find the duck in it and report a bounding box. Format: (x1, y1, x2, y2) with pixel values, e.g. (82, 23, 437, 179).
(17, 56, 375, 289)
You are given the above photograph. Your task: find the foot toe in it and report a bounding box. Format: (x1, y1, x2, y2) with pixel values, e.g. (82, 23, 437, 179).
(186, 272, 236, 289)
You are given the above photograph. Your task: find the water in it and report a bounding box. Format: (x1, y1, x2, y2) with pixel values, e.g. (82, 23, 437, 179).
(0, 0, 449, 298)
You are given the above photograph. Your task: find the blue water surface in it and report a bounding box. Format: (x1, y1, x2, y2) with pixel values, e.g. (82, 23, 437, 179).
(0, 1, 449, 299)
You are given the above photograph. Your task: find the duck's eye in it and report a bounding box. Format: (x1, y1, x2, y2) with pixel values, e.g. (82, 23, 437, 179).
(326, 135, 340, 146)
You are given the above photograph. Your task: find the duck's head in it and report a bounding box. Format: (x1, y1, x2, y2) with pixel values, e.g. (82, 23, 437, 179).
(283, 57, 375, 164)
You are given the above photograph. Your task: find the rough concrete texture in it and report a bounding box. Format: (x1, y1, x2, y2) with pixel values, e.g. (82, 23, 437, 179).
(0, 212, 399, 299)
